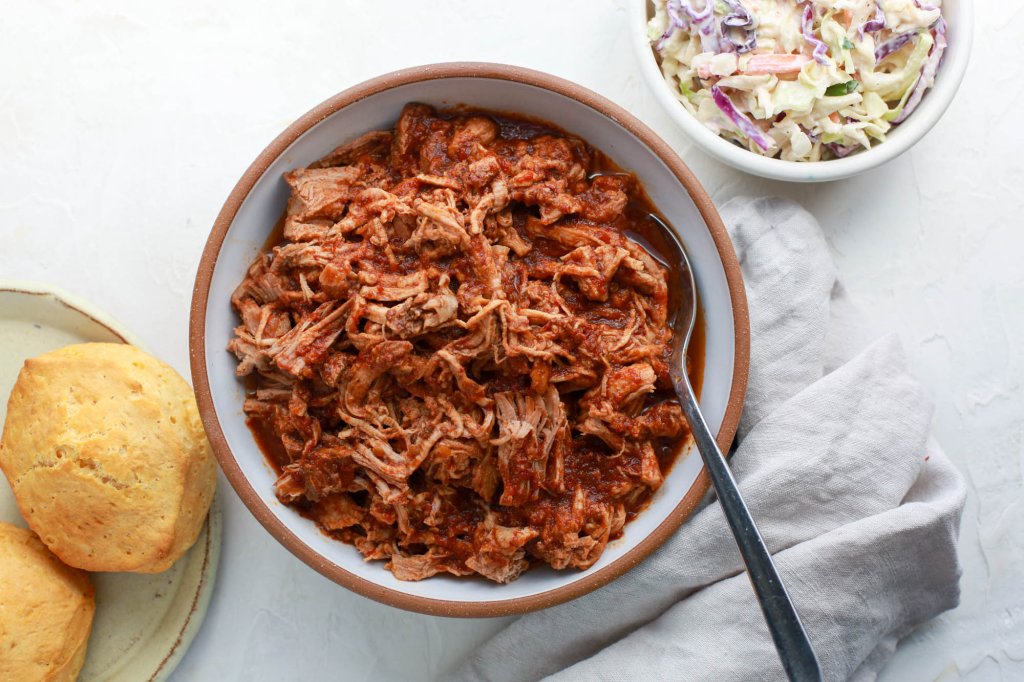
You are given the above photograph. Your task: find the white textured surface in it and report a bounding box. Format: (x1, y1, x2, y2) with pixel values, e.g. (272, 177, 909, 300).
(0, 1, 1019, 680)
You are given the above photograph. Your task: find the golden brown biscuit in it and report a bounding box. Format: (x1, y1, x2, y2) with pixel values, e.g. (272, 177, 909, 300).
(0, 522, 95, 682)
(0, 343, 217, 573)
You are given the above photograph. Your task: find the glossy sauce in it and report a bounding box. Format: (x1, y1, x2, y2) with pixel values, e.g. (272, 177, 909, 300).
(245, 109, 707, 544)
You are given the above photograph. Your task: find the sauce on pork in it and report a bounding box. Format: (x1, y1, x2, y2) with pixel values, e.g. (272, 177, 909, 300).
(230, 104, 703, 582)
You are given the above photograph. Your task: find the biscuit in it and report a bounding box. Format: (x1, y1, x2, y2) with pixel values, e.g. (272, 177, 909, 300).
(0, 343, 217, 573)
(0, 522, 95, 682)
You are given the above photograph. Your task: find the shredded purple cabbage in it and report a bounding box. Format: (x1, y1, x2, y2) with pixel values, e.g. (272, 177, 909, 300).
(861, 4, 886, 37)
(681, 1, 723, 53)
(656, 0, 690, 51)
(827, 142, 860, 158)
(875, 31, 917, 62)
(721, 0, 758, 53)
(894, 18, 947, 123)
(801, 3, 829, 65)
(711, 85, 773, 151)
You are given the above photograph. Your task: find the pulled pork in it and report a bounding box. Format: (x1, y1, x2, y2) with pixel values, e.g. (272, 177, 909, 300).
(229, 104, 691, 583)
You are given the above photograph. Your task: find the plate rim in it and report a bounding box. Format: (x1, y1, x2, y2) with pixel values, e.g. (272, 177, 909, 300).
(0, 280, 145, 347)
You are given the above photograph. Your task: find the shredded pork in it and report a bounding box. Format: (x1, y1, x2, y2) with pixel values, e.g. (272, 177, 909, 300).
(229, 104, 691, 583)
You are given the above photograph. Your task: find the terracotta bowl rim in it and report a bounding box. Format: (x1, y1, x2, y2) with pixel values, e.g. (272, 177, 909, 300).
(188, 61, 750, 617)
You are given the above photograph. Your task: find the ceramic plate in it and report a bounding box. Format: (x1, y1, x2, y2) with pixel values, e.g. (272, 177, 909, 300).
(0, 282, 221, 682)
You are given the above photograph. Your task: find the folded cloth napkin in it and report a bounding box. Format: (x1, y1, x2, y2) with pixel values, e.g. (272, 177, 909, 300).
(449, 197, 967, 682)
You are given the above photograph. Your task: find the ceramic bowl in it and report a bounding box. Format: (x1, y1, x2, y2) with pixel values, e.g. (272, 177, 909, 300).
(189, 63, 749, 616)
(630, 0, 974, 182)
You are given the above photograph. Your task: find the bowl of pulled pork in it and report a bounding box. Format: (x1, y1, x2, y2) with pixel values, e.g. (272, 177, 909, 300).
(190, 63, 749, 616)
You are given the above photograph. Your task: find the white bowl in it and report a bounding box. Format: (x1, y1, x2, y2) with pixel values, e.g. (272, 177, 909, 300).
(630, 0, 974, 182)
(190, 63, 749, 616)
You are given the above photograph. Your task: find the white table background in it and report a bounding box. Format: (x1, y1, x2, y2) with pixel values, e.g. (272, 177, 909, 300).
(1, 1, 1020, 680)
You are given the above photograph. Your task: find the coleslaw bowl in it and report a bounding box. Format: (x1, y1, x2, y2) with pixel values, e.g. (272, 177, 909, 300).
(630, 0, 973, 182)
(190, 63, 749, 616)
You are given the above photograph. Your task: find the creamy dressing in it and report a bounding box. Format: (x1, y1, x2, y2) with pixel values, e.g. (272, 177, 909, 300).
(647, 0, 946, 160)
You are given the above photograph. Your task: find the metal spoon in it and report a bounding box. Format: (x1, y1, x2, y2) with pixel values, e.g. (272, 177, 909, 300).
(651, 213, 822, 682)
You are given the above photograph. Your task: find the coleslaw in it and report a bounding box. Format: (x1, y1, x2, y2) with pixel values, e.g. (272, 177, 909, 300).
(648, 0, 947, 161)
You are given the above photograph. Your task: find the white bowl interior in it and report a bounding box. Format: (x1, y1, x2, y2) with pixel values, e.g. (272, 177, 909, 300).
(630, 0, 973, 182)
(204, 77, 737, 603)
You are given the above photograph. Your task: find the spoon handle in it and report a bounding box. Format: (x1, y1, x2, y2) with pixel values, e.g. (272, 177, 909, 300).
(677, 377, 822, 682)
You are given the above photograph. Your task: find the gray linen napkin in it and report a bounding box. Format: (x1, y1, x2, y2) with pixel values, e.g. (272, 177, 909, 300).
(449, 197, 967, 682)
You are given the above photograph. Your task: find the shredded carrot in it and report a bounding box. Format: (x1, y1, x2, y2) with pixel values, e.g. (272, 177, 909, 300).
(744, 54, 811, 75)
